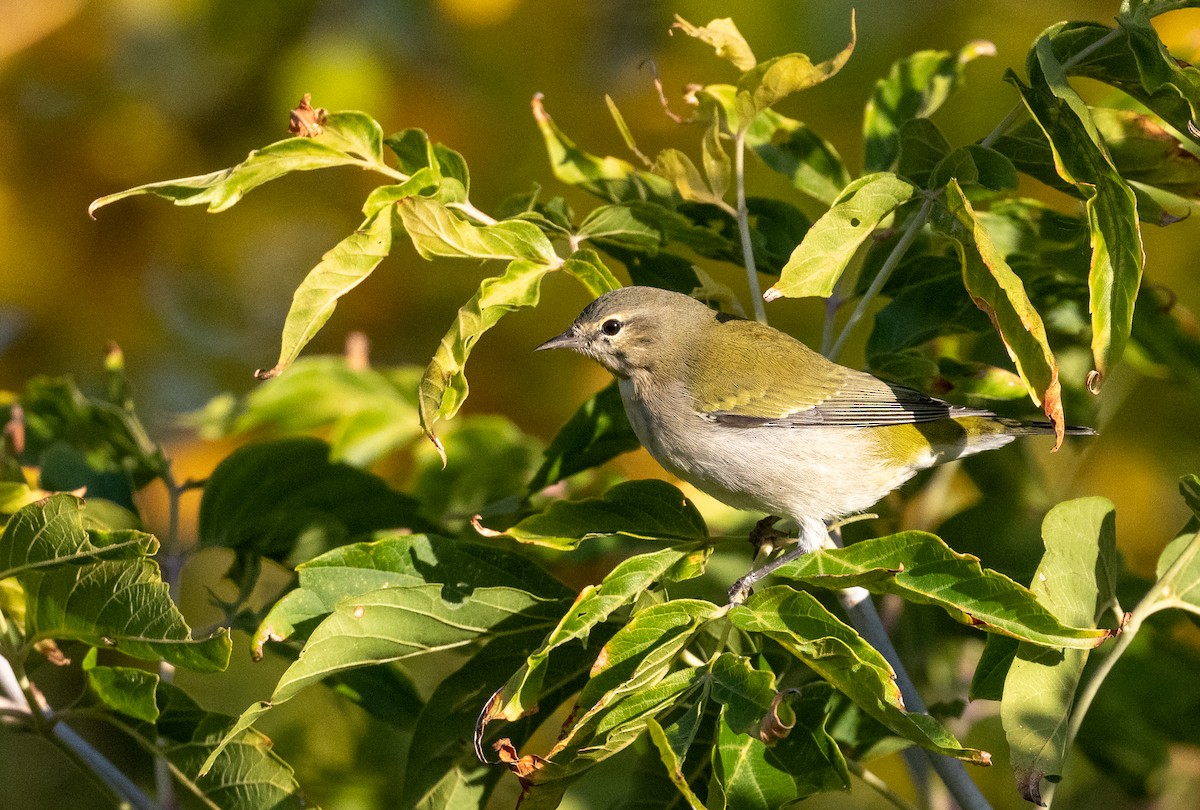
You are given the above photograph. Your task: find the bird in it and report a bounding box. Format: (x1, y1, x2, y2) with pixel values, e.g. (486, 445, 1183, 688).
(537, 285, 1096, 602)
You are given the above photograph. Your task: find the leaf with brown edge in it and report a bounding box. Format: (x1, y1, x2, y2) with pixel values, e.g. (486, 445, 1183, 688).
(940, 179, 1065, 447)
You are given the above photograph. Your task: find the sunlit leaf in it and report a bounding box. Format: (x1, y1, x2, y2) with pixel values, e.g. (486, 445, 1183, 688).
(941, 179, 1066, 445)
(418, 258, 557, 452)
(253, 531, 569, 655)
(89, 111, 391, 215)
(397, 196, 556, 264)
(778, 530, 1112, 648)
(645, 718, 707, 810)
(257, 204, 399, 380)
(734, 12, 856, 121)
(698, 84, 850, 205)
(1092, 107, 1200, 209)
(484, 544, 710, 726)
(671, 16, 756, 71)
(1001, 497, 1119, 806)
(652, 149, 724, 206)
(864, 40, 996, 172)
(150, 683, 306, 809)
(487, 479, 708, 550)
(5, 495, 231, 672)
(702, 116, 731, 201)
(533, 94, 673, 203)
(579, 599, 720, 714)
(203, 583, 566, 775)
(766, 172, 916, 300)
(1015, 37, 1145, 386)
(730, 586, 990, 764)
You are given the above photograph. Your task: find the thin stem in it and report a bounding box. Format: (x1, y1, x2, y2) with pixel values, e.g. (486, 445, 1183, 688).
(848, 758, 924, 810)
(449, 199, 499, 226)
(829, 197, 934, 361)
(734, 126, 768, 324)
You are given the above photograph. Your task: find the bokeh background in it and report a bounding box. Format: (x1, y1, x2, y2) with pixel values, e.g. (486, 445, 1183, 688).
(2, 1, 1200, 808)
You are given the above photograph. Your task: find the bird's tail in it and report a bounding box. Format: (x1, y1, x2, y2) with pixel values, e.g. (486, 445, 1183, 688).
(995, 418, 1098, 437)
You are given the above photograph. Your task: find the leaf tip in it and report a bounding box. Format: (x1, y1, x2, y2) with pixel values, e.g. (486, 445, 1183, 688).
(254, 364, 284, 381)
(531, 92, 548, 123)
(1086, 369, 1103, 395)
(762, 286, 782, 302)
(87, 198, 105, 220)
(470, 514, 504, 538)
(430, 432, 447, 468)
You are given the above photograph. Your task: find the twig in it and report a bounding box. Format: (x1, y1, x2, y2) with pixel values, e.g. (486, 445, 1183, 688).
(829, 196, 934, 361)
(734, 126, 768, 324)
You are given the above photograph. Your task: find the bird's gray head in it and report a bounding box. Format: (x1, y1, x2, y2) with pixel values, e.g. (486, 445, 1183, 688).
(536, 286, 719, 378)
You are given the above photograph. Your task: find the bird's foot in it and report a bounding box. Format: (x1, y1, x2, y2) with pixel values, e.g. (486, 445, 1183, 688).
(727, 543, 816, 606)
(749, 515, 789, 557)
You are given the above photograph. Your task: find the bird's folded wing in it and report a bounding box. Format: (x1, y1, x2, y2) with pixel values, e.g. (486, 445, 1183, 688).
(692, 321, 994, 428)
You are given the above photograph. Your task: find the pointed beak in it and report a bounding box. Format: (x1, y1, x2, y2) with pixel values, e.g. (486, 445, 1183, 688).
(536, 327, 583, 352)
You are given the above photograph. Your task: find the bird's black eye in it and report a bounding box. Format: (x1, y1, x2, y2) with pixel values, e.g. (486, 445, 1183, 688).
(601, 318, 623, 337)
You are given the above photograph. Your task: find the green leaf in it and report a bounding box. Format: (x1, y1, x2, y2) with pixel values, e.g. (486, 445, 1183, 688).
(708, 652, 776, 735)
(152, 683, 306, 809)
(1001, 497, 1119, 806)
(599, 244, 701, 293)
(418, 258, 557, 453)
(89, 111, 390, 215)
(404, 625, 604, 810)
(671, 16, 756, 71)
(896, 118, 952, 188)
(5, 495, 231, 671)
(521, 666, 709, 803)
(652, 149, 724, 206)
(527, 381, 639, 494)
(203, 583, 565, 775)
(865, 271, 992, 360)
(778, 531, 1112, 648)
(1056, 19, 1200, 148)
(576, 205, 666, 252)
(487, 479, 708, 550)
(702, 116, 731, 201)
(253, 531, 569, 655)
(940, 179, 1066, 445)
(397, 195, 556, 263)
(863, 40, 996, 172)
(191, 355, 424, 467)
(484, 544, 711, 725)
(697, 84, 850, 205)
(533, 94, 674, 203)
(766, 172, 917, 300)
(1092, 107, 1200, 220)
(1014, 38, 1145, 385)
(645, 718, 707, 810)
(930, 145, 1019, 191)
(17, 374, 167, 499)
(408, 415, 543, 525)
(257, 203, 400, 380)
(734, 12, 856, 121)
(580, 599, 721, 714)
(198, 437, 436, 569)
(82, 647, 160, 724)
(730, 586, 989, 764)
(712, 686, 850, 809)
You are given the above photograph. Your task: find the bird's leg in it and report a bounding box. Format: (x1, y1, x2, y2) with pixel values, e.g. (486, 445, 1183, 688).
(728, 516, 827, 605)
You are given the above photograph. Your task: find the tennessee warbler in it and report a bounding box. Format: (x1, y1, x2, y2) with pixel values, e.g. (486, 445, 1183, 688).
(538, 286, 1095, 601)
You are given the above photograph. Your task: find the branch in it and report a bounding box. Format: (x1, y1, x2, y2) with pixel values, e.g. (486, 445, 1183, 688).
(734, 126, 768, 324)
